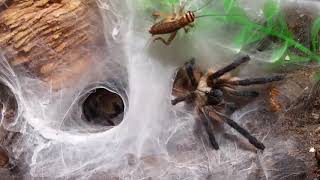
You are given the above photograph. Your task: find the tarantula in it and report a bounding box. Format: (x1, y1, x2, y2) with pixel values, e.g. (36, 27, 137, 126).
(172, 55, 284, 150)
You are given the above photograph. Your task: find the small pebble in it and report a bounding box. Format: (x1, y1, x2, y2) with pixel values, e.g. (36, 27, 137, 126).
(310, 147, 316, 153)
(312, 113, 320, 120)
(285, 55, 290, 61)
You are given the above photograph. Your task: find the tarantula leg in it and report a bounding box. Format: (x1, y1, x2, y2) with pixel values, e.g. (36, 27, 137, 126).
(224, 88, 260, 97)
(210, 108, 265, 150)
(171, 92, 195, 105)
(201, 108, 219, 150)
(209, 55, 250, 80)
(184, 58, 198, 87)
(229, 75, 284, 86)
(233, 91, 259, 97)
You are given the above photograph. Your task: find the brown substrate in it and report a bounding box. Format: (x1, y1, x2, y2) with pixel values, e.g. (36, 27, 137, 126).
(266, 64, 320, 179)
(283, 78, 320, 179)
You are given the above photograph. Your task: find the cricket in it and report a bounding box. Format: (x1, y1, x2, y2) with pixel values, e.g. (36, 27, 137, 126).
(149, 1, 219, 45)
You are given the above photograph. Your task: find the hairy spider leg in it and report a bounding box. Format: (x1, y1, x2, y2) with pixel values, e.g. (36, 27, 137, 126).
(171, 92, 195, 105)
(209, 107, 265, 150)
(201, 108, 219, 150)
(238, 91, 259, 97)
(231, 90, 259, 97)
(222, 87, 259, 98)
(229, 75, 284, 86)
(183, 58, 198, 88)
(209, 55, 251, 80)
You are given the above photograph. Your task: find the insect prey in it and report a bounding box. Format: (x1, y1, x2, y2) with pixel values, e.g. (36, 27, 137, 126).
(149, 1, 220, 45)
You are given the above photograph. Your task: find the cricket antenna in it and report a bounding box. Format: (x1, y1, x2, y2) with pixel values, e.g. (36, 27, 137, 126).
(195, 14, 238, 18)
(192, 0, 214, 13)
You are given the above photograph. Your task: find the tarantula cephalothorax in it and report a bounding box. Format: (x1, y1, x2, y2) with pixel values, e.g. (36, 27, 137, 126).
(172, 55, 284, 150)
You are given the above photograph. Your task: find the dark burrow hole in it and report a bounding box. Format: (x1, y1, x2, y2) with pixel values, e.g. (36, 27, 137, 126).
(0, 82, 19, 170)
(0, 83, 18, 128)
(82, 88, 125, 127)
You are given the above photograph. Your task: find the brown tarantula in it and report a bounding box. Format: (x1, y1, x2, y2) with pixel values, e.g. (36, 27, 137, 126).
(172, 55, 284, 150)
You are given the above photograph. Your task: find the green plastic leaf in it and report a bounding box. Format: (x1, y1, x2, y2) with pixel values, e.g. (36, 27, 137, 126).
(163, 0, 179, 5)
(224, 0, 236, 14)
(311, 17, 320, 53)
(233, 26, 252, 49)
(271, 41, 288, 62)
(275, 13, 291, 37)
(233, 26, 266, 49)
(204, 0, 320, 64)
(263, 0, 279, 21)
(222, 0, 249, 22)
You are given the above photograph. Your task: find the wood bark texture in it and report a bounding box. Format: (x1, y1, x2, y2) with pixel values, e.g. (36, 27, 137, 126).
(0, 0, 104, 89)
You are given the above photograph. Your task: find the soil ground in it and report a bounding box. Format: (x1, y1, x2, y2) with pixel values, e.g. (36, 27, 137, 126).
(276, 66, 320, 179)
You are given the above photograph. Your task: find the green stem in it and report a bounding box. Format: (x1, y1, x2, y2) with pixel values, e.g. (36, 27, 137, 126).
(234, 18, 320, 61)
(311, 17, 320, 52)
(199, 12, 320, 61)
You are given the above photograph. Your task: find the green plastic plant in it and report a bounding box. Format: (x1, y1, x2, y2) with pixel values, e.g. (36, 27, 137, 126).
(311, 17, 320, 53)
(312, 17, 320, 83)
(219, 0, 320, 63)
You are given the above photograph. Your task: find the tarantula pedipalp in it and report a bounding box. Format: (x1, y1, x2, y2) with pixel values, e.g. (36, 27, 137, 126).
(172, 55, 284, 150)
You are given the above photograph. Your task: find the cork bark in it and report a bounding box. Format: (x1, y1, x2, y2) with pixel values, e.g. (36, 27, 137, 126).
(0, 0, 106, 170)
(0, 0, 105, 89)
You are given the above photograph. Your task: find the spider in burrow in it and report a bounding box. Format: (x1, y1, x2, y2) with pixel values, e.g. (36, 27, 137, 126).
(171, 55, 284, 150)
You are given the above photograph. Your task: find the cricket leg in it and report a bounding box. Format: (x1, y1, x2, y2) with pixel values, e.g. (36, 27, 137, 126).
(179, 2, 186, 15)
(183, 27, 190, 33)
(153, 31, 177, 45)
(184, 23, 195, 33)
(152, 12, 175, 21)
(171, 3, 176, 18)
(152, 12, 167, 20)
